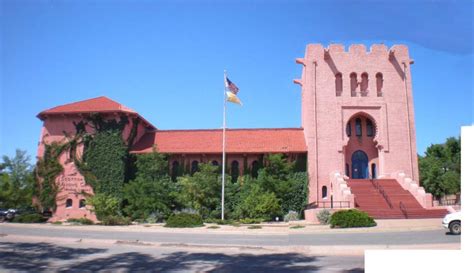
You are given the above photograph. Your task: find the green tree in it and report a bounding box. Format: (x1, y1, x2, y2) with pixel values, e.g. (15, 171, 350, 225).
(123, 151, 177, 220)
(419, 137, 461, 199)
(177, 163, 228, 219)
(0, 150, 34, 209)
(255, 154, 307, 215)
(234, 183, 281, 220)
(86, 193, 121, 220)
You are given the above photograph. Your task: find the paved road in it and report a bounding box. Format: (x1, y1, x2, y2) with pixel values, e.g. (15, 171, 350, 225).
(0, 239, 365, 273)
(0, 224, 460, 247)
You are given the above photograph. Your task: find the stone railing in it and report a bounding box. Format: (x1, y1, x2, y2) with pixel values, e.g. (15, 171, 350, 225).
(330, 171, 355, 208)
(392, 172, 433, 208)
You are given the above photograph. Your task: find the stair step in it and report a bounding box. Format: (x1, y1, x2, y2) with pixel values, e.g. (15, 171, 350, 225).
(347, 179, 448, 219)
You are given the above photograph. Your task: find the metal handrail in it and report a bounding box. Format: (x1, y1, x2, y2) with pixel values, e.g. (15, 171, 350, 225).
(317, 201, 351, 209)
(399, 201, 408, 219)
(371, 179, 393, 209)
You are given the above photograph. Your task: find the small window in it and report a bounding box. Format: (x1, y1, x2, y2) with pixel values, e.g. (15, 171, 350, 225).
(335, 73, 343, 96)
(366, 119, 374, 137)
(376, 73, 383, 96)
(322, 186, 328, 199)
(350, 73, 358, 97)
(355, 118, 362, 136)
(79, 199, 86, 208)
(346, 122, 352, 137)
(345, 164, 350, 177)
(66, 199, 73, 208)
(360, 73, 368, 96)
(251, 160, 260, 178)
(211, 160, 219, 166)
(231, 160, 239, 183)
(371, 163, 377, 179)
(171, 161, 179, 182)
(191, 160, 199, 174)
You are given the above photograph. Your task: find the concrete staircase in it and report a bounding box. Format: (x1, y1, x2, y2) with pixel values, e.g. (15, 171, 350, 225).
(347, 179, 448, 219)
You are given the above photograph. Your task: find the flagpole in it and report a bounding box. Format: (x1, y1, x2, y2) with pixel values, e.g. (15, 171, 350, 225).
(221, 70, 227, 220)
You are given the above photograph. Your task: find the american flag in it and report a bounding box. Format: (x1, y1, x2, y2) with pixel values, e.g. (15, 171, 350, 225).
(225, 77, 239, 94)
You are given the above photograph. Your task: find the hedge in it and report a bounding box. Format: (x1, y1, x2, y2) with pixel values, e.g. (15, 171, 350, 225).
(165, 213, 203, 228)
(329, 209, 376, 228)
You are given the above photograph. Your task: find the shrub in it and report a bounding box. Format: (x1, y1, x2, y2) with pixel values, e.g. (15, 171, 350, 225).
(329, 209, 376, 228)
(86, 193, 121, 220)
(67, 218, 94, 225)
(247, 225, 262, 229)
(207, 225, 220, 229)
(12, 213, 46, 223)
(235, 184, 281, 220)
(101, 215, 131, 226)
(290, 225, 305, 229)
(317, 209, 332, 225)
(239, 218, 264, 224)
(165, 213, 203, 228)
(52, 221, 63, 225)
(284, 211, 299, 222)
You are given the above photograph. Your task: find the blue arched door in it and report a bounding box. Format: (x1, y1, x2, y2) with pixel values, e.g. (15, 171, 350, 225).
(351, 150, 369, 179)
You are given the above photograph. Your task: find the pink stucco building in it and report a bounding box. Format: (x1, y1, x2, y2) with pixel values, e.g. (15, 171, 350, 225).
(36, 43, 447, 222)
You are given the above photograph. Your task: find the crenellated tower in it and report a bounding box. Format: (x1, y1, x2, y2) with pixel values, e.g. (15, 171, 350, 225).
(295, 44, 419, 207)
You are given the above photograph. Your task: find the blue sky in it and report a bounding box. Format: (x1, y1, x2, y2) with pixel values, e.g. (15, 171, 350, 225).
(1, 0, 472, 161)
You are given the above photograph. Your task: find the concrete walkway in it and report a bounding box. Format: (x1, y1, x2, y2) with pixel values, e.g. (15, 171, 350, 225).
(0, 218, 446, 236)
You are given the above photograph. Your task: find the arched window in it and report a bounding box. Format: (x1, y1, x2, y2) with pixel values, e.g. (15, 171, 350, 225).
(191, 160, 199, 174)
(231, 160, 239, 183)
(79, 199, 86, 208)
(335, 73, 343, 96)
(211, 160, 219, 166)
(355, 118, 362, 136)
(360, 73, 368, 96)
(376, 73, 383, 96)
(350, 73, 358, 97)
(171, 161, 179, 182)
(251, 160, 260, 178)
(366, 119, 374, 137)
(66, 199, 73, 208)
(346, 122, 352, 137)
(322, 186, 328, 199)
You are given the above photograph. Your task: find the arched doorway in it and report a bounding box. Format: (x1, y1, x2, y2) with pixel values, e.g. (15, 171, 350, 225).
(351, 150, 369, 179)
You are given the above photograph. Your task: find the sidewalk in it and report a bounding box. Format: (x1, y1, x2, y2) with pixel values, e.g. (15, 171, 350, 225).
(0, 218, 444, 235)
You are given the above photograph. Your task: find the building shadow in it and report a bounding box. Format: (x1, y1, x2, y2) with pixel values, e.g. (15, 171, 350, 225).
(0, 242, 364, 272)
(0, 242, 107, 272)
(58, 251, 326, 272)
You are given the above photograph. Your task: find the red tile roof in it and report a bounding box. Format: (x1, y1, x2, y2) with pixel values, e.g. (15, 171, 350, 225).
(131, 128, 307, 154)
(37, 96, 156, 129)
(38, 96, 137, 117)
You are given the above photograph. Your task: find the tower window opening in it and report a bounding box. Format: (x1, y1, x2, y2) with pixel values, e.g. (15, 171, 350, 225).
(350, 73, 358, 97)
(376, 73, 383, 96)
(346, 122, 352, 137)
(335, 73, 343, 96)
(361, 73, 369, 96)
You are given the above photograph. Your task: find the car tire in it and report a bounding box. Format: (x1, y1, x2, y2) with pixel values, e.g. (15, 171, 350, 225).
(0, 215, 5, 222)
(449, 220, 461, 235)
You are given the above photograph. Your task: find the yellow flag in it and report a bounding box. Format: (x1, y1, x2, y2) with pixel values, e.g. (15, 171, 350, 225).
(226, 91, 243, 105)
